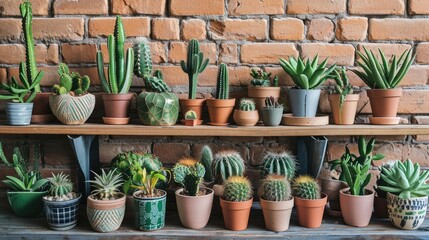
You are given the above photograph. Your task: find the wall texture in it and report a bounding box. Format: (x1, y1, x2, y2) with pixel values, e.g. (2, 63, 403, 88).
(0, 0, 429, 187)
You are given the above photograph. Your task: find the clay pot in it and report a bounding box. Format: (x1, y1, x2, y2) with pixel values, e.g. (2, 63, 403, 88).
(248, 86, 281, 116)
(260, 197, 294, 232)
(179, 98, 206, 121)
(220, 197, 253, 231)
(321, 178, 347, 212)
(339, 188, 374, 227)
(294, 193, 327, 228)
(373, 196, 388, 218)
(233, 109, 259, 126)
(328, 94, 360, 125)
(206, 99, 235, 126)
(31, 92, 54, 123)
(102, 93, 134, 124)
(87, 193, 126, 232)
(175, 188, 214, 229)
(367, 88, 402, 118)
(184, 119, 198, 126)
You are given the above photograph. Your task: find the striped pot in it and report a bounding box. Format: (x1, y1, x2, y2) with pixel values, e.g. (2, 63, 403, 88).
(49, 94, 95, 125)
(6, 102, 33, 126)
(87, 193, 126, 233)
(387, 192, 428, 230)
(43, 193, 82, 230)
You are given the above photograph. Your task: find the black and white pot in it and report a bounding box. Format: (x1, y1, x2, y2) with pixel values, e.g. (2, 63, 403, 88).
(386, 192, 428, 230)
(43, 193, 82, 230)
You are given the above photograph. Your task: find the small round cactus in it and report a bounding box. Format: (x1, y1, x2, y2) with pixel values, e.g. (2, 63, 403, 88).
(258, 174, 291, 202)
(239, 98, 256, 111)
(222, 176, 253, 202)
(184, 110, 197, 120)
(212, 150, 245, 184)
(292, 175, 321, 200)
(260, 151, 297, 180)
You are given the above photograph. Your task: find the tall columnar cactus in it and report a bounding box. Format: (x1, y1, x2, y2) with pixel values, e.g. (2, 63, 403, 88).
(258, 174, 291, 201)
(200, 145, 214, 182)
(180, 39, 209, 99)
(292, 175, 321, 200)
(215, 63, 229, 99)
(222, 176, 253, 202)
(260, 151, 297, 180)
(172, 158, 205, 196)
(96, 16, 134, 94)
(212, 150, 245, 184)
(53, 63, 90, 95)
(239, 98, 256, 111)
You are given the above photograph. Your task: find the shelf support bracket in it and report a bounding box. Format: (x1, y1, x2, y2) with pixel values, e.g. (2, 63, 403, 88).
(296, 136, 328, 178)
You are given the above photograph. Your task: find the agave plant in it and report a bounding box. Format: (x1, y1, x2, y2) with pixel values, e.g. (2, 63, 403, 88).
(87, 169, 123, 200)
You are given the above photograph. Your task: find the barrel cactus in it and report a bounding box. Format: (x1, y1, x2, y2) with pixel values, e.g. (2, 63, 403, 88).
(222, 176, 253, 202)
(239, 98, 256, 111)
(200, 145, 214, 182)
(212, 150, 245, 184)
(292, 175, 321, 200)
(260, 151, 297, 180)
(172, 158, 205, 196)
(258, 174, 291, 202)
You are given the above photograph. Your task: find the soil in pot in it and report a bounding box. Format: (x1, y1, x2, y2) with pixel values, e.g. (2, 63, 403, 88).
(386, 192, 428, 230)
(102, 93, 134, 124)
(294, 193, 327, 228)
(175, 188, 214, 229)
(288, 88, 321, 117)
(7, 190, 47, 218)
(261, 108, 284, 126)
(179, 99, 206, 123)
(133, 189, 167, 231)
(31, 92, 54, 123)
(220, 197, 253, 231)
(87, 193, 126, 232)
(328, 94, 359, 125)
(260, 197, 294, 232)
(339, 188, 374, 227)
(43, 193, 82, 230)
(367, 88, 402, 118)
(207, 99, 235, 126)
(373, 196, 388, 218)
(233, 109, 259, 126)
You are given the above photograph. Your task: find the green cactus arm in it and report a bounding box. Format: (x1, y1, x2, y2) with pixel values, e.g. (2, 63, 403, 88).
(118, 48, 134, 94)
(199, 55, 209, 73)
(114, 16, 125, 90)
(97, 51, 111, 93)
(107, 35, 117, 93)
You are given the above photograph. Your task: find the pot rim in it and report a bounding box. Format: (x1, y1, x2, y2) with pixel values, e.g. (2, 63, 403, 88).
(328, 93, 360, 101)
(133, 189, 167, 200)
(288, 88, 321, 92)
(259, 197, 294, 209)
(43, 192, 82, 203)
(387, 192, 429, 200)
(339, 187, 374, 198)
(248, 86, 281, 89)
(7, 189, 48, 194)
(6, 102, 34, 106)
(220, 197, 253, 210)
(175, 187, 214, 199)
(87, 192, 126, 203)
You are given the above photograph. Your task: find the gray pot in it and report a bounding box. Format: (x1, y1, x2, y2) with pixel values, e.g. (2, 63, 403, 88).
(297, 136, 328, 178)
(288, 88, 321, 117)
(6, 102, 33, 126)
(43, 193, 82, 230)
(261, 107, 284, 126)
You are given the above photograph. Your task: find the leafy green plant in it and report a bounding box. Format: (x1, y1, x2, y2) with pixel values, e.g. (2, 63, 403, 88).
(374, 160, 398, 198)
(250, 69, 278, 87)
(53, 63, 90, 96)
(215, 63, 229, 99)
(222, 176, 253, 202)
(212, 150, 245, 184)
(352, 47, 415, 89)
(292, 175, 321, 199)
(131, 168, 169, 197)
(378, 159, 429, 199)
(87, 169, 123, 200)
(239, 98, 256, 111)
(264, 96, 283, 109)
(258, 174, 291, 201)
(172, 158, 205, 196)
(279, 55, 336, 90)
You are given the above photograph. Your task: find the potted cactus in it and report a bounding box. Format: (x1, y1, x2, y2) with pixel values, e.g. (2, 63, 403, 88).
(233, 98, 259, 127)
(96, 16, 135, 125)
(248, 69, 280, 116)
(206, 63, 235, 126)
(43, 173, 82, 230)
(0, 143, 48, 217)
(180, 39, 209, 124)
(352, 48, 414, 125)
(135, 42, 179, 126)
(200, 145, 214, 185)
(220, 176, 253, 231)
(260, 96, 284, 126)
(328, 67, 360, 125)
(49, 63, 95, 125)
(212, 150, 245, 195)
(184, 110, 198, 126)
(377, 159, 429, 230)
(172, 158, 214, 229)
(292, 176, 327, 228)
(373, 161, 397, 218)
(279, 56, 336, 117)
(86, 169, 125, 233)
(258, 174, 294, 232)
(260, 151, 297, 180)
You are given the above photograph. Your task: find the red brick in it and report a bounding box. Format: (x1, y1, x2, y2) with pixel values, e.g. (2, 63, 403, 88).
(194, 66, 252, 87)
(228, 0, 285, 15)
(403, 145, 429, 167)
(369, 19, 429, 41)
(0, 0, 49, 16)
(182, 19, 206, 41)
(241, 43, 298, 64)
(210, 19, 267, 41)
(89, 17, 150, 38)
(99, 143, 151, 165)
(54, 0, 108, 15)
(153, 143, 190, 164)
(69, 67, 101, 86)
(112, 0, 166, 15)
(399, 90, 429, 114)
(307, 18, 335, 42)
(168, 42, 216, 64)
(33, 18, 84, 41)
(152, 65, 187, 86)
(416, 43, 429, 64)
(287, 0, 346, 14)
(0, 44, 58, 65)
(0, 68, 6, 84)
(270, 18, 304, 41)
(43, 142, 75, 166)
(170, 0, 225, 16)
(349, 0, 405, 15)
(61, 44, 97, 64)
(336, 17, 368, 41)
(152, 18, 180, 40)
(148, 42, 167, 64)
(409, 0, 429, 15)
(220, 43, 238, 64)
(301, 44, 355, 66)
(0, 19, 21, 41)
(264, 67, 293, 86)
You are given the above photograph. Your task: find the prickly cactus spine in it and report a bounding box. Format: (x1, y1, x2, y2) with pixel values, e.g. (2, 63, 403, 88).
(172, 158, 205, 196)
(212, 150, 244, 184)
(200, 145, 214, 182)
(258, 174, 291, 201)
(292, 175, 321, 200)
(223, 176, 253, 202)
(261, 151, 297, 180)
(215, 63, 229, 99)
(239, 98, 256, 111)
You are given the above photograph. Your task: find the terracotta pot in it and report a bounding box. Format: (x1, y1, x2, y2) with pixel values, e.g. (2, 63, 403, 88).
(373, 196, 388, 218)
(206, 99, 235, 126)
(387, 192, 428, 230)
(321, 178, 347, 212)
(233, 109, 259, 126)
(184, 119, 198, 126)
(294, 193, 327, 228)
(31, 92, 54, 123)
(339, 188, 374, 227)
(87, 193, 126, 232)
(102, 93, 134, 123)
(328, 94, 359, 125)
(220, 197, 253, 231)
(248, 86, 281, 116)
(367, 88, 402, 118)
(49, 94, 95, 125)
(175, 188, 214, 229)
(179, 98, 206, 121)
(260, 197, 294, 232)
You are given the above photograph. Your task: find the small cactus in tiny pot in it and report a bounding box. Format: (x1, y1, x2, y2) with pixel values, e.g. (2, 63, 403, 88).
(258, 174, 291, 202)
(184, 110, 197, 120)
(222, 176, 253, 202)
(44, 172, 78, 201)
(292, 176, 321, 200)
(239, 98, 256, 111)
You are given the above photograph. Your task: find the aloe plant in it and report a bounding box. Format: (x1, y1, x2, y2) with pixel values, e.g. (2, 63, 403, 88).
(352, 47, 415, 89)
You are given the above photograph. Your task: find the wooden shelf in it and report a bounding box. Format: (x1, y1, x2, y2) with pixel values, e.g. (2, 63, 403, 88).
(0, 123, 428, 136)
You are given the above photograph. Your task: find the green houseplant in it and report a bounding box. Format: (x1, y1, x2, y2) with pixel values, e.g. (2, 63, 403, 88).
(206, 63, 235, 126)
(49, 63, 95, 125)
(179, 39, 209, 124)
(248, 69, 280, 116)
(328, 67, 360, 125)
(200, 145, 214, 183)
(172, 158, 214, 229)
(0, 143, 48, 217)
(352, 47, 414, 125)
(377, 159, 429, 230)
(96, 16, 135, 125)
(233, 98, 259, 127)
(135, 42, 179, 126)
(279, 56, 336, 117)
(260, 96, 284, 126)
(43, 173, 82, 230)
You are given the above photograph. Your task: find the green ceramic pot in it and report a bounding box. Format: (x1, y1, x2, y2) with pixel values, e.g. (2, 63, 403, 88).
(137, 92, 179, 126)
(133, 189, 167, 231)
(7, 190, 48, 218)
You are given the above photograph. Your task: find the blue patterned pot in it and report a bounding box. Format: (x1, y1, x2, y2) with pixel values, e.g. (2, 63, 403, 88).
(387, 192, 428, 230)
(6, 102, 33, 126)
(87, 193, 126, 233)
(49, 94, 95, 125)
(133, 189, 167, 231)
(43, 193, 82, 230)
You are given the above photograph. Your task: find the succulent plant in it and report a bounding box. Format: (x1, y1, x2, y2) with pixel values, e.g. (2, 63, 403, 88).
(96, 16, 135, 94)
(264, 96, 283, 109)
(250, 69, 278, 87)
(258, 174, 291, 201)
(378, 159, 429, 199)
(184, 110, 197, 120)
(352, 47, 415, 89)
(87, 169, 123, 200)
(330, 67, 353, 107)
(374, 160, 398, 198)
(45, 172, 79, 201)
(215, 63, 229, 99)
(131, 168, 169, 198)
(172, 158, 205, 196)
(212, 150, 245, 184)
(180, 39, 209, 99)
(279, 55, 336, 90)
(292, 175, 321, 200)
(53, 63, 90, 96)
(200, 145, 214, 182)
(222, 176, 253, 202)
(239, 98, 256, 111)
(260, 151, 297, 180)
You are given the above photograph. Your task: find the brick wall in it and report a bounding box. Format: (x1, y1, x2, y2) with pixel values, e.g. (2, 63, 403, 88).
(0, 0, 429, 188)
